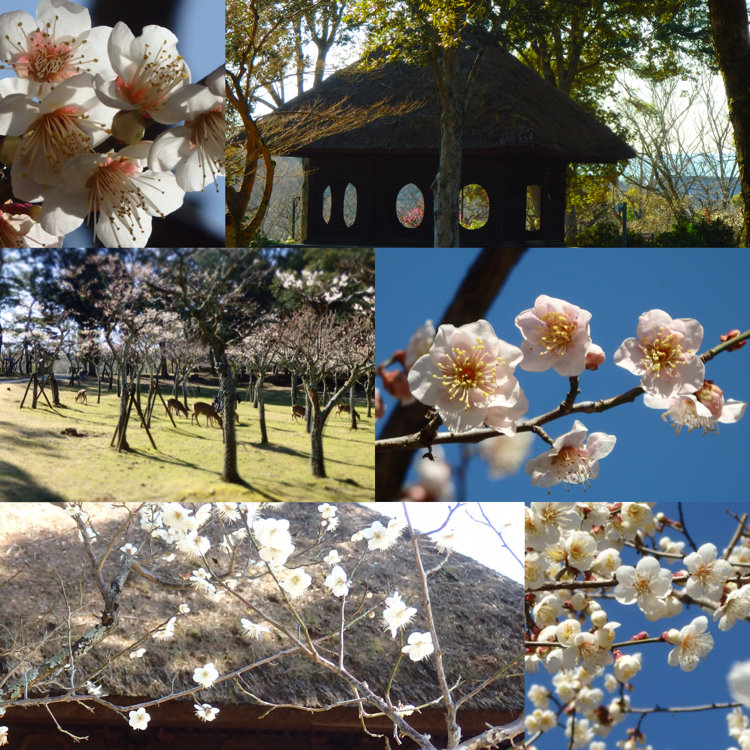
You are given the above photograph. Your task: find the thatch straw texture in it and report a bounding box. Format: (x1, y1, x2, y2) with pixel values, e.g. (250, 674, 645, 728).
(261, 47, 635, 163)
(0, 502, 524, 716)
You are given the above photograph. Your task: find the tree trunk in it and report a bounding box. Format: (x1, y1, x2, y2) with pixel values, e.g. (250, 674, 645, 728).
(258, 373, 268, 445)
(217, 350, 242, 484)
(115, 386, 131, 452)
(348, 381, 357, 430)
(708, 0, 750, 246)
(49, 372, 60, 407)
(308, 387, 326, 478)
(432, 46, 464, 247)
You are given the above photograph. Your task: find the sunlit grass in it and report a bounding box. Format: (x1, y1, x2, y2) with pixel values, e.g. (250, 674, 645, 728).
(0, 379, 374, 502)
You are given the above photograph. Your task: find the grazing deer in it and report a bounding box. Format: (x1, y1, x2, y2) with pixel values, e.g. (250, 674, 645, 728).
(291, 404, 306, 421)
(192, 401, 223, 428)
(336, 403, 360, 420)
(75, 389, 87, 405)
(166, 397, 189, 418)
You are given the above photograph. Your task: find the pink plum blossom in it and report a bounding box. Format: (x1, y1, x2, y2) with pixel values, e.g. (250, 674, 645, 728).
(39, 141, 184, 247)
(407, 319, 526, 433)
(614, 309, 705, 398)
(0, 0, 113, 98)
(95, 22, 190, 122)
(515, 295, 593, 376)
(644, 379, 746, 435)
(524, 420, 616, 488)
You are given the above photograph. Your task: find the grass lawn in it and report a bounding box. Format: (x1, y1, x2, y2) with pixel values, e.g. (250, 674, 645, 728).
(0, 378, 374, 502)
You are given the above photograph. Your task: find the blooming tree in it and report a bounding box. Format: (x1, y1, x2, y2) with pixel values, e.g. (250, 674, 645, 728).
(0, 0, 224, 247)
(524, 502, 750, 750)
(0, 501, 523, 750)
(377, 293, 748, 497)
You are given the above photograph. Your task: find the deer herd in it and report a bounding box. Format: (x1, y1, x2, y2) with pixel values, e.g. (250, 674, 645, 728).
(74, 389, 361, 431)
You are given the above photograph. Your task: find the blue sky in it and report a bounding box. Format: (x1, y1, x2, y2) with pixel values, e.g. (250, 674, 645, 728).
(376, 248, 750, 501)
(527, 502, 750, 750)
(371, 502, 524, 582)
(2, 0, 225, 242)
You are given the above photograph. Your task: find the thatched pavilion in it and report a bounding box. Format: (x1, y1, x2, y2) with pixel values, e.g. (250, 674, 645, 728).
(1, 502, 523, 749)
(259, 46, 635, 247)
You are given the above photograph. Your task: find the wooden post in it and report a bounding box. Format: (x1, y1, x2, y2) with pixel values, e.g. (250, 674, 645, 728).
(132, 391, 158, 450)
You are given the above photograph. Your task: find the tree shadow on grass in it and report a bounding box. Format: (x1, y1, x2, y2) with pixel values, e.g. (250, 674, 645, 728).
(238, 440, 308, 460)
(0, 424, 64, 457)
(0, 460, 68, 501)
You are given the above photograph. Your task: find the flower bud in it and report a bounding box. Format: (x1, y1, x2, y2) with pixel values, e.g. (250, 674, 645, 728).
(584, 343, 606, 370)
(695, 379, 724, 418)
(720, 329, 746, 351)
(590, 609, 608, 628)
(111, 110, 147, 145)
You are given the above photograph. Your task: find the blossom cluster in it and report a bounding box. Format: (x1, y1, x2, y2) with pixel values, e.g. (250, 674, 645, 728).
(0, 0, 224, 247)
(44, 501, 452, 745)
(387, 296, 747, 491)
(525, 502, 750, 750)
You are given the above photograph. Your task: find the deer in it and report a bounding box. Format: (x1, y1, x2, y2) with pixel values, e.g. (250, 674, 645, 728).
(191, 401, 223, 428)
(291, 404, 306, 421)
(166, 397, 189, 418)
(336, 403, 360, 420)
(75, 389, 87, 405)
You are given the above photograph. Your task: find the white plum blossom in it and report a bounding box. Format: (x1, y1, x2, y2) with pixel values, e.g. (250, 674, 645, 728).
(252, 517, 295, 566)
(148, 66, 224, 191)
(194, 703, 219, 722)
(515, 295, 593, 376)
(280, 567, 312, 598)
(95, 22, 189, 121)
(324, 565, 350, 597)
(240, 618, 271, 640)
(407, 319, 527, 433)
(614, 309, 705, 398)
(564, 530, 598, 572)
(129, 648, 146, 659)
(613, 556, 672, 618)
(0, 0, 114, 98)
(0, 74, 117, 201)
(666, 615, 714, 672)
(401, 631, 434, 661)
(382, 591, 417, 638)
(152, 616, 176, 641)
(683, 542, 734, 600)
(128, 707, 150, 730)
(525, 420, 616, 488)
(0, 199, 61, 247)
(613, 652, 642, 682)
(525, 708, 557, 733)
(39, 141, 184, 247)
(714, 587, 750, 631)
(193, 662, 219, 688)
(405, 319, 436, 369)
(323, 549, 340, 566)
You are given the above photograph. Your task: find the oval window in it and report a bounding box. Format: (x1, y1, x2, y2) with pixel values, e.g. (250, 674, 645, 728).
(459, 184, 489, 230)
(344, 183, 357, 228)
(322, 185, 331, 224)
(396, 183, 424, 228)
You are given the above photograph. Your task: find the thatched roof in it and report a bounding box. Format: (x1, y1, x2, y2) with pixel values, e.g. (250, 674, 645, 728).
(0, 503, 524, 723)
(261, 46, 635, 163)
